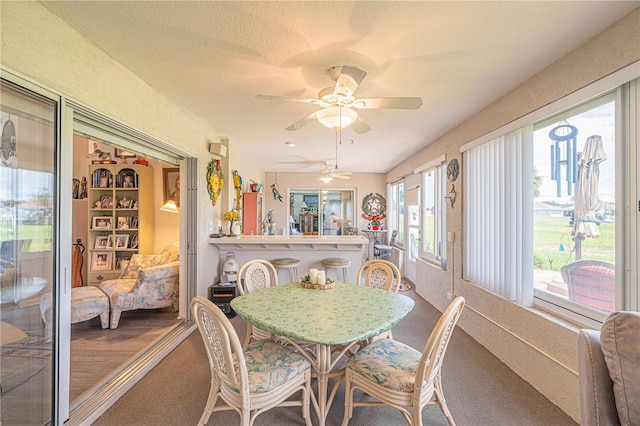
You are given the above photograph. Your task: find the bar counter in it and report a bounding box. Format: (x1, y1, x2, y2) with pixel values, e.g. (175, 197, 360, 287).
(208, 235, 368, 281)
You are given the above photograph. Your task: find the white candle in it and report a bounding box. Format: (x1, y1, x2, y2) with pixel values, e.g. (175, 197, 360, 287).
(309, 269, 318, 284)
(317, 270, 326, 285)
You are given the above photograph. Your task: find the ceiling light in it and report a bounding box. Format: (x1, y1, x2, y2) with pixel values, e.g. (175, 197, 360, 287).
(316, 107, 357, 131)
(320, 176, 333, 183)
(285, 141, 296, 147)
(159, 200, 179, 214)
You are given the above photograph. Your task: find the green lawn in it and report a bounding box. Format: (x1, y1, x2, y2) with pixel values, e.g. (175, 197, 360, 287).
(534, 215, 615, 271)
(0, 224, 53, 252)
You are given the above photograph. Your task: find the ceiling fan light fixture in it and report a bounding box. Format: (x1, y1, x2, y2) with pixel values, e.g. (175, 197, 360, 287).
(317, 107, 357, 131)
(320, 176, 333, 183)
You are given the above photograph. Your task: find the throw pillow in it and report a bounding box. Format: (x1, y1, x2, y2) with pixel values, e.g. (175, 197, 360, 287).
(122, 254, 162, 279)
(600, 311, 640, 426)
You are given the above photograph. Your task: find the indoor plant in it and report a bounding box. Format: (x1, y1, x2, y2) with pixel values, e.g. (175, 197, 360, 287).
(224, 210, 241, 236)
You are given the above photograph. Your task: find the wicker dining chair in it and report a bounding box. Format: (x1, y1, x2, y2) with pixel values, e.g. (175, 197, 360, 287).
(343, 296, 465, 426)
(191, 296, 312, 426)
(356, 259, 403, 340)
(237, 259, 278, 346)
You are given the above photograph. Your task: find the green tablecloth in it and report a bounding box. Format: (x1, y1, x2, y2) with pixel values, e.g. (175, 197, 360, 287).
(231, 282, 415, 345)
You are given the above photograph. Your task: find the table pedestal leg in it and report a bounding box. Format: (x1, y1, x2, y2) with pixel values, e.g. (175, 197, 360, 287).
(315, 344, 331, 426)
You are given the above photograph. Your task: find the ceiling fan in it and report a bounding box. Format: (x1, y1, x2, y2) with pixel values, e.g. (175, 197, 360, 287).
(256, 65, 423, 134)
(319, 162, 352, 182)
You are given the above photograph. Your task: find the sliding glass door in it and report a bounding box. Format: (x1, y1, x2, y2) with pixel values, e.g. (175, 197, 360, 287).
(1, 76, 61, 424)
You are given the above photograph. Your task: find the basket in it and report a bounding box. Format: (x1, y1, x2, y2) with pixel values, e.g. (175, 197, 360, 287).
(300, 276, 335, 290)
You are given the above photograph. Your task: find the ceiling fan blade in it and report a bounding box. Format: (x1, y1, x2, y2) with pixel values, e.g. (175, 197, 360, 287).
(285, 111, 318, 131)
(351, 116, 372, 134)
(334, 66, 367, 98)
(354, 97, 423, 110)
(255, 94, 318, 104)
(333, 173, 352, 180)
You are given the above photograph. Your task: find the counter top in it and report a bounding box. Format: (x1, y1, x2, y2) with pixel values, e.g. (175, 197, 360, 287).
(208, 234, 368, 250)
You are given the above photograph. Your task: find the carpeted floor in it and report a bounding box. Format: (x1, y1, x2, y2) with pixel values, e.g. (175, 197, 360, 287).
(94, 288, 577, 425)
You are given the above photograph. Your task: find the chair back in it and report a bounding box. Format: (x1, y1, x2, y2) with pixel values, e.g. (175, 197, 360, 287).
(191, 296, 246, 390)
(388, 230, 398, 245)
(357, 259, 401, 292)
(417, 296, 465, 390)
(237, 259, 278, 295)
(560, 260, 615, 312)
(343, 226, 360, 236)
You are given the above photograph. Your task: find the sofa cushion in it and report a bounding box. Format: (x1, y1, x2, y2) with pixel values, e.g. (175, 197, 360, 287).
(121, 254, 163, 279)
(600, 311, 640, 426)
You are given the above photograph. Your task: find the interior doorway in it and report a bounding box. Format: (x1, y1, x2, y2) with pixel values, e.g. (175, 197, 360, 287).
(68, 133, 184, 404)
(289, 189, 355, 236)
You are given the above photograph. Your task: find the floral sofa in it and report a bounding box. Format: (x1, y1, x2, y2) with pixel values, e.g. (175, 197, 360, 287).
(99, 241, 180, 329)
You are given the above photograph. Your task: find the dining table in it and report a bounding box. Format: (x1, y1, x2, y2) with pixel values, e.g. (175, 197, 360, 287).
(230, 281, 415, 426)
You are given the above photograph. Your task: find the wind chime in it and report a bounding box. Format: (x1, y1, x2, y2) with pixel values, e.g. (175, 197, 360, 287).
(549, 122, 578, 197)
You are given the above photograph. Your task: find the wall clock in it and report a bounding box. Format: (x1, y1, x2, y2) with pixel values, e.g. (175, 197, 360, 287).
(447, 159, 459, 182)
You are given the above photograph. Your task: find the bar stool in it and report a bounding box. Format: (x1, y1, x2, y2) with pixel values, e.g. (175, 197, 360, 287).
(270, 258, 301, 283)
(321, 257, 351, 282)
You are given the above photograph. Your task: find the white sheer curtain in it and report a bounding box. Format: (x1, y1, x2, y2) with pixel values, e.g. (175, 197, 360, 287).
(463, 126, 534, 305)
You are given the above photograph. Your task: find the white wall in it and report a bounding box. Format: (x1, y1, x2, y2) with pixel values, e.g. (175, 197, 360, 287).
(0, 2, 261, 298)
(386, 8, 640, 421)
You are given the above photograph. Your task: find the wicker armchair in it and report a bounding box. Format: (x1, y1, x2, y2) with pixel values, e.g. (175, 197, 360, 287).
(343, 296, 465, 426)
(237, 259, 278, 346)
(191, 296, 312, 426)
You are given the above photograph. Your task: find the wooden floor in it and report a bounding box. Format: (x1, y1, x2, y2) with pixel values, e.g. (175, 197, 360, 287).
(1, 302, 181, 424)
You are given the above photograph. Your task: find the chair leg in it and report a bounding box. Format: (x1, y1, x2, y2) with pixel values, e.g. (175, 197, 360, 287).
(110, 308, 122, 329)
(303, 370, 312, 426)
(342, 370, 353, 425)
(198, 381, 220, 426)
(244, 323, 254, 347)
(99, 311, 109, 329)
(434, 373, 455, 426)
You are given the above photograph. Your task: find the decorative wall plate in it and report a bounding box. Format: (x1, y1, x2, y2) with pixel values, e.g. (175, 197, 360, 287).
(362, 192, 386, 216)
(447, 159, 459, 182)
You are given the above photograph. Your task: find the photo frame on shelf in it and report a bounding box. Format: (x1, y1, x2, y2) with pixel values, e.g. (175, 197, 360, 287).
(163, 167, 180, 207)
(115, 234, 130, 249)
(91, 251, 112, 271)
(92, 216, 113, 230)
(115, 148, 136, 159)
(106, 234, 114, 248)
(94, 236, 109, 249)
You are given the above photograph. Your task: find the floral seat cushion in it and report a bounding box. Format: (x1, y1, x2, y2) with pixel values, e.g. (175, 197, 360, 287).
(347, 338, 422, 392)
(225, 339, 310, 394)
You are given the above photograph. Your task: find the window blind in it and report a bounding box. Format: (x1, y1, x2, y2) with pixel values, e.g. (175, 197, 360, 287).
(463, 126, 534, 305)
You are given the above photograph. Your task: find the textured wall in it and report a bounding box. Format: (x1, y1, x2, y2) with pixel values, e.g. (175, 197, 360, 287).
(0, 2, 251, 299)
(388, 7, 639, 422)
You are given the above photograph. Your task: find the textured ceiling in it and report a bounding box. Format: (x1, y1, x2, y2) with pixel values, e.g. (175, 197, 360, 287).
(41, 1, 637, 174)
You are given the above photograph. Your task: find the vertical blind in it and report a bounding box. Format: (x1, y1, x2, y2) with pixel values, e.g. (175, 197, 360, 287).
(463, 126, 534, 305)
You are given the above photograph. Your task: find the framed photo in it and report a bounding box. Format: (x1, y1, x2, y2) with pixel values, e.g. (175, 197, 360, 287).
(92, 216, 113, 230)
(163, 168, 180, 207)
(115, 234, 130, 249)
(115, 148, 136, 159)
(91, 251, 112, 271)
(106, 234, 114, 248)
(94, 236, 109, 249)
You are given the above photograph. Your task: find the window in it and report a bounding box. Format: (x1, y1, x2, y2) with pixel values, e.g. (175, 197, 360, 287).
(462, 69, 639, 325)
(388, 180, 405, 245)
(421, 162, 446, 265)
(533, 94, 617, 321)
